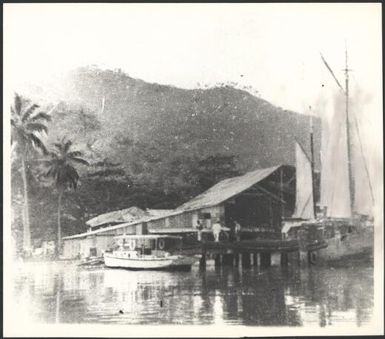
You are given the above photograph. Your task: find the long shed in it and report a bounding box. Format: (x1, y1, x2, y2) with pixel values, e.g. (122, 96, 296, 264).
(62, 165, 295, 259)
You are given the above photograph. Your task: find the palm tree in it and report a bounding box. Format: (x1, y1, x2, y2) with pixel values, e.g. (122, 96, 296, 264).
(11, 93, 51, 254)
(44, 139, 89, 254)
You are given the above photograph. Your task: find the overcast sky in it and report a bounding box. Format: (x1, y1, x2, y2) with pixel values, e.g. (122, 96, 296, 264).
(4, 3, 381, 109)
(4, 3, 382, 174)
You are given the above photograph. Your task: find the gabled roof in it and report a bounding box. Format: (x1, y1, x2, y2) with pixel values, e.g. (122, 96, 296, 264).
(146, 209, 174, 217)
(64, 165, 289, 241)
(113, 234, 182, 240)
(176, 165, 281, 211)
(86, 207, 175, 228)
(63, 211, 188, 240)
(86, 206, 147, 228)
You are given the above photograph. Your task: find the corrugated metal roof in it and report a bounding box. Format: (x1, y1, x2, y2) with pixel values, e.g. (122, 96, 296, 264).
(176, 165, 281, 211)
(63, 165, 285, 241)
(86, 207, 175, 228)
(86, 206, 147, 227)
(113, 234, 182, 240)
(146, 209, 174, 217)
(63, 210, 187, 240)
(148, 228, 198, 234)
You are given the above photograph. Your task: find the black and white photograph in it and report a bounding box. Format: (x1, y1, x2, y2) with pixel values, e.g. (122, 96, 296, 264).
(3, 3, 383, 337)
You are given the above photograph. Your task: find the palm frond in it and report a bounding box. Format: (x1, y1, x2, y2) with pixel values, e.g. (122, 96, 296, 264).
(14, 93, 23, 115)
(11, 131, 16, 145)
(66, 165, 80, 189)
(71, 177, 79, 189)
(54, 142, 64, 152)
(67, 151, 82, 158)
(47, 151, 59, 160)
(66, 164, 80, 180)
(54, 164, 78, 190)
(55, 169, 64, 188)
(30, 112, 52, 122)
(37, 158, 53, 166)
(22, 104, 39, 122)
(26, 122, 48, 134)
(28, 133, 48, 155)
(70, 177, 78, 190)
(64, 139, 72, 152)
(65, 175, 77, 190)
(45, 165, 58, 178)
(71, 157, 89, 166)
(42, 138, 86, 191)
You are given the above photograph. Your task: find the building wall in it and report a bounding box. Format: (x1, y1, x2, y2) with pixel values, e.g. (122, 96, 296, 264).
(148, 211, 196, 229)
(63, 238, 81, 258)
(62, 197, 281, 258)
(147, 207, 225, 230)
(95, 235, 115, 257)
(148, 217, 166, 229)
(63, 234, 115, 259)
(61, 203, 231, 259)
(198, 205, 225, 228)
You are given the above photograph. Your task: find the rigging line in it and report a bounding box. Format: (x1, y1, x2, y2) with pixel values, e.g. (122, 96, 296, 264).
(351, 109, 375, 204)
(320, 52, 344, 91)
(293, 137, 312, 163)
(296, 194, 312, 219)
(348, 71, 375, 204)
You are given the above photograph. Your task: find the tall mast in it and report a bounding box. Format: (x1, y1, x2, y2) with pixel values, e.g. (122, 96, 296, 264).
(344, 46, 355, 216)
(309, 114, 317, 218)
(280, 166, 284, 221)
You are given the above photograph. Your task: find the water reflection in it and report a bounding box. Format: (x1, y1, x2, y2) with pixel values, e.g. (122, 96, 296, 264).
(11, 262, 373, 326)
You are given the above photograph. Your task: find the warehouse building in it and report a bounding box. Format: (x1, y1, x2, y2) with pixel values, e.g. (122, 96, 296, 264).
(62, 165, 295, 259)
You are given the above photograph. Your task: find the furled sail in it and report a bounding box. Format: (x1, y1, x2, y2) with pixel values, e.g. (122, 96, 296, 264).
(292, 141, 315, 219)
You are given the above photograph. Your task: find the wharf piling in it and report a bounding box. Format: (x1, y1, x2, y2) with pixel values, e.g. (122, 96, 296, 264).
(191, 238, 328, 269)
(194, 239, 301, 269)
(260, 252, 271, 267)
(223, 253, 234, 266)
(241, 253, 251, 268)
(281, 252, 289, 266)
(184, 238, 327, 269)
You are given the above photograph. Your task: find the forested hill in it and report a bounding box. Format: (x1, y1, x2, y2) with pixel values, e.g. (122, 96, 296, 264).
(14, 66, 321, 242)
(38, 66, 321, 169)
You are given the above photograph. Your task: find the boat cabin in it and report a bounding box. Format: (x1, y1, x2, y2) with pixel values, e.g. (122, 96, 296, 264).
(111, 235, 183, 255)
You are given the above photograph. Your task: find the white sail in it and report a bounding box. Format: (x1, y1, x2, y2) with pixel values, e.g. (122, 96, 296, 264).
(319, 91, 352, 218)
(318, 49, 375, 219)
(319, 86, 374, 218)
(292, 142, 315, 219)
(319, 111, 330, 209)
(350, 94, 374, 216)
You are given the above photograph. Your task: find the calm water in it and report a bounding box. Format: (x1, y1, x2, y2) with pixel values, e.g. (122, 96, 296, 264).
(11, 261, 373, 327)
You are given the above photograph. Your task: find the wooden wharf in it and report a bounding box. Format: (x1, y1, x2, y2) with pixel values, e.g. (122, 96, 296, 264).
(178, 238, 327, 269)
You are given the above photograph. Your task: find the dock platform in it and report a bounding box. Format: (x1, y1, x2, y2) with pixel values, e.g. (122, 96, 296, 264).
(177, 238, 327, 268)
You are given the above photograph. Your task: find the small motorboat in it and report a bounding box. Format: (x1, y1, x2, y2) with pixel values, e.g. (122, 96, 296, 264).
(103, 234, 198, 271)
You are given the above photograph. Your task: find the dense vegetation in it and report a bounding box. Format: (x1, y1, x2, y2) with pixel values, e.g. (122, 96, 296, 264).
(11, 67, 321, 254)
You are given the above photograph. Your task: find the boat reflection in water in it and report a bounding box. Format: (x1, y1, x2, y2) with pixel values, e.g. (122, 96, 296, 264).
(12, 261, 373, 326)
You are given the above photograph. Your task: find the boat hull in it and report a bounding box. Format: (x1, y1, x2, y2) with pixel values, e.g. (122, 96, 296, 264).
(317, 228, 374, 263)
(104, 253, 197, 271)
(288, 219, 374, 266)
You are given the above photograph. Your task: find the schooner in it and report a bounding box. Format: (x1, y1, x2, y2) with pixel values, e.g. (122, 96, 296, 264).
(283, 46, 374, 263)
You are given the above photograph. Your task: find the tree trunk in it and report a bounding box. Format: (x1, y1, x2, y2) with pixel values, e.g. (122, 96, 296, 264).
(21, 157, 31, 254)
(57, 190, 63, 256)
